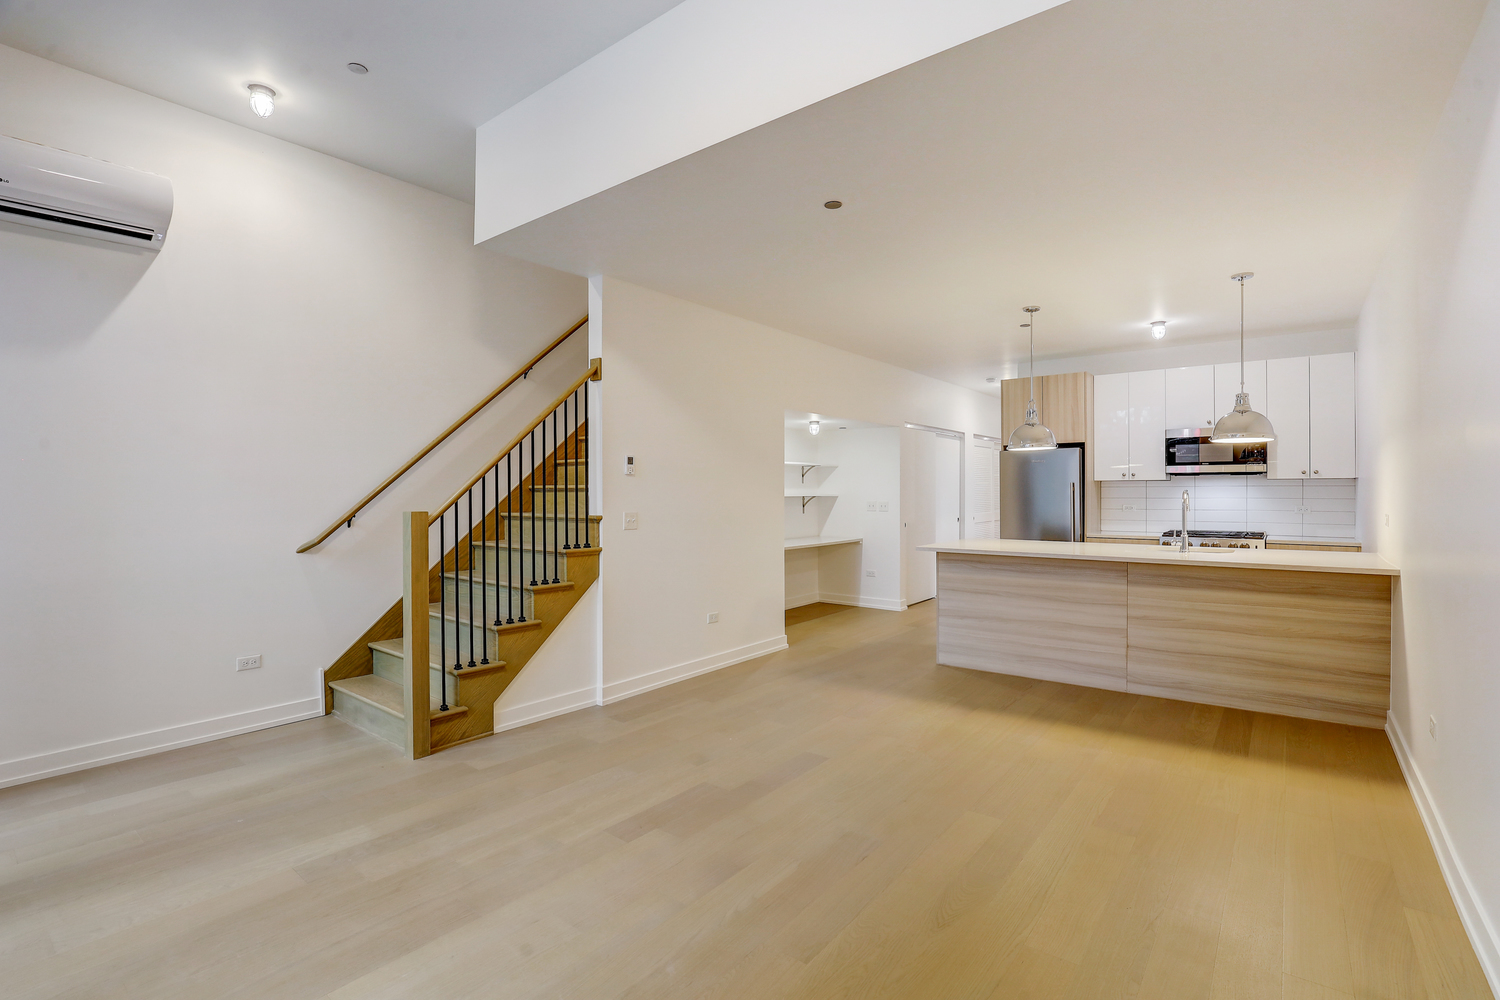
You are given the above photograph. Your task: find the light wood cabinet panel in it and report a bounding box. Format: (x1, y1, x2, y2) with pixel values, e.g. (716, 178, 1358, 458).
(1309, 353, 1356, 478)
(1093, 372, 1130, 481)
(1125, 563, 1390, 727)
(936, 553, 1128, 690)
(1164, 365, 1216, 430)
(1213, 360, 1267, 426)
(1128, 369, 1167, 480)
(1001, 372, 1093, 446)
(1266, 357, 1310, 479)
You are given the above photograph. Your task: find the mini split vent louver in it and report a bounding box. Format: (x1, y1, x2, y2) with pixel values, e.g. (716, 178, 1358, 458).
(0, 134, 173, 251)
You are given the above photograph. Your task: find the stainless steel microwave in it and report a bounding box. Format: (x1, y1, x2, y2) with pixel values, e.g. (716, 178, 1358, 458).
(1165, 428, 1267, 476)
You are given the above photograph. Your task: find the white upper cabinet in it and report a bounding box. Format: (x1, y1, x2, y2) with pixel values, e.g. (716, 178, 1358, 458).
(1213, 360, 1267, 426)
(1093, 372, 1131, 481)
(1128, 369, 1167, 480)
(1309, 353, 1356, 478)
(1266, 357, 1311, 479)
(1164, 365, 1216, 431)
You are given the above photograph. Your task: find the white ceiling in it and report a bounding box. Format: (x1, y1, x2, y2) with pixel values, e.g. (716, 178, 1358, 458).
(0, 0, 688, 201)
(482, 0, 1484, 389)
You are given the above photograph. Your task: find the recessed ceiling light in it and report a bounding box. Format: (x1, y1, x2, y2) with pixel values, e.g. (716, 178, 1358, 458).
(823, 200, 842, 209)
(347, 62, 369, 74)
(1150, 320, 1167, 340)
(247, 84, 275, 118)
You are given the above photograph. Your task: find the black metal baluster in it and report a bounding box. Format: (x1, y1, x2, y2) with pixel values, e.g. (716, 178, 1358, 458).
(498, 461, 510, 626)
(465, 488, 475, 670)
(439, 514, 447, 709)
(571, 388, 580, 552)
(479, 474, 489, 663)
(583, 380, 591, 548)
(549, 408, 560, 584)
(508, 448, 519, 622)
(534, 428, 546, 587)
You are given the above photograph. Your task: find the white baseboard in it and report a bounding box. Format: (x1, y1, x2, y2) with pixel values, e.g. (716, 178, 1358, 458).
(602, 635, 788, 705)
(818, 592, 908, 612)
(0, 697, 323, 790)
(1386, 711, 1500, 994)
(785, 592, 821, 610)
(494, 685, 599, 733)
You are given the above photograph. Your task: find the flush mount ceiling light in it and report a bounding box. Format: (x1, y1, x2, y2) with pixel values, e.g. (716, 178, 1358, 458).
(1150, 320, 1167, 340)
(985, 377, 997, 383)
(347, 62, 369, 74)
(1210, 272, 1277, 444)
(1007, 306, 1057, 451)
(809, 420, 820, 435)
(823, 200, 842, 209)
(247, 83, 276, 118)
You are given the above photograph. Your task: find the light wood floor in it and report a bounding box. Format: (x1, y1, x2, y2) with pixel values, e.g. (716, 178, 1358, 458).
(1, 603, 1491, 999)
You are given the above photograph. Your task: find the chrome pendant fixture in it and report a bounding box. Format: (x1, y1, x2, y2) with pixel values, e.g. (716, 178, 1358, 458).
(1210, 273, 1276, 444)
(1008, 306, 1057, 451)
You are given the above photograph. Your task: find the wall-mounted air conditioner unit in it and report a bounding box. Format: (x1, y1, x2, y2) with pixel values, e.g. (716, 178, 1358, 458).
(0, 134, 172, 251)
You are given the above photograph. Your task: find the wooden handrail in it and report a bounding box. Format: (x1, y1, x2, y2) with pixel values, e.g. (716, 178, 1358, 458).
(428, 360, 601, 525)
(296, 315, 588, 552)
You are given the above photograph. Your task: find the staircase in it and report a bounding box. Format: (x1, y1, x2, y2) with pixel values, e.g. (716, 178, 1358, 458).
(321, 360, 600, 757)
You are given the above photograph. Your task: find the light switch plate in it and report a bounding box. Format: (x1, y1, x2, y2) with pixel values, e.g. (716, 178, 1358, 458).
(706, 612, 719, 624)
(236, 654, 262, 672)
(623, 512, 639, 530)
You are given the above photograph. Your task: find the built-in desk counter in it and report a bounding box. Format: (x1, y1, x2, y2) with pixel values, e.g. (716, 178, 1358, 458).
(918, 539, 1397, 727)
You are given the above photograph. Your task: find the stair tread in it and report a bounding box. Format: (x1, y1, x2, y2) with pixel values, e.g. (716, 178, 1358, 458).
(329, 674, 468, 718)
(440, 569, 562, 589)
(367, 638, 508, 676)
(428, 604, 546, 632)
(477, 540, 603, 554)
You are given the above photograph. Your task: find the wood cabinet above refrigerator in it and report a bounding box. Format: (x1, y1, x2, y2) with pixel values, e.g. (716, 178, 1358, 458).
(999, 372, 1093, 445)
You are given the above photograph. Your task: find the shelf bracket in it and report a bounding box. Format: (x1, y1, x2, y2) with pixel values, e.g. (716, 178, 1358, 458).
(800, 464, 815, 482)
(801, 495, 816, 512)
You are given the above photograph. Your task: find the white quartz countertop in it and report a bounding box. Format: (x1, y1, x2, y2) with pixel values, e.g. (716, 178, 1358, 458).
(784, 535, 863, 550)
(919, 538, 1398, 576)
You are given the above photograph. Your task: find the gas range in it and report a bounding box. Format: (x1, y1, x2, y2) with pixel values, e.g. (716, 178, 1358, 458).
(1159, 530, 1267, 549)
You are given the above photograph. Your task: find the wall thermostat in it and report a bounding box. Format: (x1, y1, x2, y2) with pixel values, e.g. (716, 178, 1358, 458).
(624, 456, 635, 475)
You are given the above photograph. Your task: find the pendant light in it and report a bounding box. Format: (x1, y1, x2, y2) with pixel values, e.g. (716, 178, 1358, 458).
(1008, 306, 1057, 451)
(1210, 273, 1276, 444)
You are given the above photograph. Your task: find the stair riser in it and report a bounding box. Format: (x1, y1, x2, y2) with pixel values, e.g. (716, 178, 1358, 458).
(332, 690, 406, 748)
(527, 492, 588, 517)
(440, 577, 536, 619)
(428, 615, 501, 662)
(499, 515, 600, 547)
(467, 547, 587, 582)
(371, 646, 464, 707)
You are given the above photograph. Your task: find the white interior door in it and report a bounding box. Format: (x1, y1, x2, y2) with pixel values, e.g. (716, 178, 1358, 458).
(902, 429, 963, 605)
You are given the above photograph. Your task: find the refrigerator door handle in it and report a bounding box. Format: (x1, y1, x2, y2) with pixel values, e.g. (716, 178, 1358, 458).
(1070, 482, 1077, 542)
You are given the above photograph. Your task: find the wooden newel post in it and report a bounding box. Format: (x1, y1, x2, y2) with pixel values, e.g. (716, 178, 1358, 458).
(403, 512, 431, 759)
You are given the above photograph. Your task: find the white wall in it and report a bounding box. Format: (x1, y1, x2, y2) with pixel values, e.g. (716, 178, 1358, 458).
(593, 276, 1003, 703)
(0, 45, 587, 785)
(1356, 2, 1500, 987)
(474, 0, 1066, 239)
(1027, 327, 1357, 379)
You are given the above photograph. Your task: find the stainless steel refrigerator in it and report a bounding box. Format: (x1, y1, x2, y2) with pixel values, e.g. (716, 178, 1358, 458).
(998, 444, 1084, 541)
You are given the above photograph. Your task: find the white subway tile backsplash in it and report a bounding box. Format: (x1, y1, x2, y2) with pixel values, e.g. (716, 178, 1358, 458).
(1099, 476, 1359, 542)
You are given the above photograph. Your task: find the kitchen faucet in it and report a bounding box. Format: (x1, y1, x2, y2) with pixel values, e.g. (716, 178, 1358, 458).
(1180, 490, 1190, 552)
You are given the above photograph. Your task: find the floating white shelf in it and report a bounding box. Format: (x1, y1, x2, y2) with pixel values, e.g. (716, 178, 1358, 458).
(784, 462, 837, 469)
(784, 535, 862, 551)
(785, 489, 837, 511)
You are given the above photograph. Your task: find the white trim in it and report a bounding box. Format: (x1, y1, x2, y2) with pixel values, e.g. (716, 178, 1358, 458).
(493, 685, 599, 733)
(818, 591, 908, 612)
(785, 591, 821, 610)
(1386, 711, 1500, 995)
(0, 697, 323, 789)
(602, 635, 788, 704)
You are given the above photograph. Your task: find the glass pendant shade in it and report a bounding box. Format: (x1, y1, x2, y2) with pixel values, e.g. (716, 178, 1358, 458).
(1008, 306, 1057, 451)
(1210, 272, 1275, 445)
(1008, 402, 1058, 450)
(1210, 393, 1276, 443)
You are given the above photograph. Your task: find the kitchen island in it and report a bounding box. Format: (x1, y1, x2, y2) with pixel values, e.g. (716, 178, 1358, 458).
(919, 539, 1398, 727)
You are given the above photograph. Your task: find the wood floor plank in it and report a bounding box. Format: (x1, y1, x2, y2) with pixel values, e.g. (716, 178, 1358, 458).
(0, 602, 1488, 1000)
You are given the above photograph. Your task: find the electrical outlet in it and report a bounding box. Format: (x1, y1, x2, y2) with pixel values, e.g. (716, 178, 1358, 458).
(1122, 504, 1137, 511)
(866, 501, 877, 512)
(1296, 505, 1312, 514)
(1429, 715, 1437, 740)
(878, 502, 889, 512)
(865, 570, 876, 578)
(706, 612, 719, 624)
(236, 654, 262, 672)
(622, 511, 639, 530)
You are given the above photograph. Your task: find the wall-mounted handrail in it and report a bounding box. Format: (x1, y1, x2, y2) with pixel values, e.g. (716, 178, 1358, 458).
(296, 315, 588, 552)
(428, 360, 600, 524)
